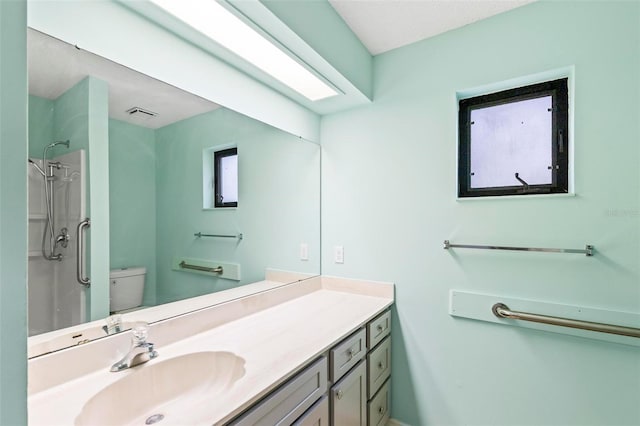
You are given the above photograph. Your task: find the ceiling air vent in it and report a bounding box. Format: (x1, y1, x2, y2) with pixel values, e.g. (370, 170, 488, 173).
(126, 107, 158, 119)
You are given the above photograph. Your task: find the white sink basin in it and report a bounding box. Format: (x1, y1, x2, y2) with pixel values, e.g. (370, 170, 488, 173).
(75, 351, 245, 426)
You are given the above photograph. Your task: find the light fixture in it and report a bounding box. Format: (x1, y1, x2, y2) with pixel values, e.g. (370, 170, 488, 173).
(149, 0, 339, 101)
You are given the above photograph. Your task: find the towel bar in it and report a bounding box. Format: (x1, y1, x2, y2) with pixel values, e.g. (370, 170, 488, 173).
(444, 240, 594, 256)
(492, 303, 640, 338)
(178, 261, 223, 274)
(194, 232, 243, 240)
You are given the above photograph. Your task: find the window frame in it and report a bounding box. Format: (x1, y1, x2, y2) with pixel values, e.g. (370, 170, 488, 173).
(213, 147, 238, 208)
(458, 78, 569, 198)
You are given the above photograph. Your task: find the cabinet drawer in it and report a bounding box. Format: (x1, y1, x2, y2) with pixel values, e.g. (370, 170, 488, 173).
(367, 336, 391, 399)
(367, 310, 391, 350)
(293, 395, 329, 426)
(367, 379, 390, 426)
(331, 360, 367, 426)
(230, 357, 327, 426)
(330, 328, 366, 382)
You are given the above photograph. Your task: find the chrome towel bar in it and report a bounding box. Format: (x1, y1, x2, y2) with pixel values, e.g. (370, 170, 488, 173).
(179, 261, 223, 274)
(444, 240, 594, 256)
(194, 232, 243, 240)
(492, 303, 640, 338)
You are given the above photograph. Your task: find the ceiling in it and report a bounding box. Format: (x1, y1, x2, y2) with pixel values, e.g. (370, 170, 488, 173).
(27, 1, 537, 124)
(329, 0, 537, 55)
(28, 29, 219, 129)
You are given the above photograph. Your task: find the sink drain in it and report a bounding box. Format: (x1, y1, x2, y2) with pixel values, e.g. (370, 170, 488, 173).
(145, 414, 165, 425)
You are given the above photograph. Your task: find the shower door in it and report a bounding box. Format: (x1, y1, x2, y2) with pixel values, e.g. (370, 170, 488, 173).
(28, 149, 87, 336)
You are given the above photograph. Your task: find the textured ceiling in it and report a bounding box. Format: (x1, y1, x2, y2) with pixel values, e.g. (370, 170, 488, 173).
(329, 0, 536, 55)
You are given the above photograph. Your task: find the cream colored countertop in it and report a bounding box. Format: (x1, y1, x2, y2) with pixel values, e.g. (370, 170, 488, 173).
(28, 276, 393, 425)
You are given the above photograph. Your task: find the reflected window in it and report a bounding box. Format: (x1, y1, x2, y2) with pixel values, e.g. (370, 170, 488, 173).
(214, 148, 238, 207)
(458, 78, 569, 197)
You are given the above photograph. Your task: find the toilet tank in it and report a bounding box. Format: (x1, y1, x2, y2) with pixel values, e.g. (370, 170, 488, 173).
(110, 267, 146, 313)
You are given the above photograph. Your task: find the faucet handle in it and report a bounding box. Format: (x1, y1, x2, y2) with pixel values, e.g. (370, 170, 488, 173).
(131, 321, 150, 344)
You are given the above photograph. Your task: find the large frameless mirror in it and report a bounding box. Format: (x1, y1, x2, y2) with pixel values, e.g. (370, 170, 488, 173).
(27, 28, 320, 357)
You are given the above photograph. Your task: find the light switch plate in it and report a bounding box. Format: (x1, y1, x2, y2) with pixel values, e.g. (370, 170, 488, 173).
(300, 243, 309, 261)
(334, 245, 344, 264)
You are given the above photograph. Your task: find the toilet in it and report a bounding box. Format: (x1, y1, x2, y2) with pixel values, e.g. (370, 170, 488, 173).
(109, 267, 146, 313)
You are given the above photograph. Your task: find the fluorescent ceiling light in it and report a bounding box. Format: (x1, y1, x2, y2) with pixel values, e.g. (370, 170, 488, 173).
(149, 0, 338, 101)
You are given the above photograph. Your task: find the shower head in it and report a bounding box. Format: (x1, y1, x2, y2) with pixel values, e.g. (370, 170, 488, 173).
(46, 140, 70, 149)
(43, 140, 70, 162)
(28, 159, 46, 177)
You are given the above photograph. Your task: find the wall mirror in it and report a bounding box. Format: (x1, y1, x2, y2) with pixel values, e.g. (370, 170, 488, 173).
(27, 28, 321, 357)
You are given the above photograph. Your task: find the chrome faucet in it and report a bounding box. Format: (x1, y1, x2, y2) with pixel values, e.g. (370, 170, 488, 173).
(110, 322, 158, 372)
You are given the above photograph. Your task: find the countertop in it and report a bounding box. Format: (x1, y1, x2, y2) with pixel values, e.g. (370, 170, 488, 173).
(28, 275, 394, 425)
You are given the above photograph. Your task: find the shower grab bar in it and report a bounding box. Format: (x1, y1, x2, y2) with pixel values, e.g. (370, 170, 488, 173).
(492, 303, 640, 338)
(179, 261, 223, 274)
(194, 232, 243, 240)
(76, 218, 90, 287)
(443, 240, 594, 257)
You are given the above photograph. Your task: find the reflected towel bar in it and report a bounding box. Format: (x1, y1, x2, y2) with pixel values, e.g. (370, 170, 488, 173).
(195, 232, 243, 240)
(179, 261, 223, 274)
(492, 303, 640, 338)
(444, 240, 594, 256)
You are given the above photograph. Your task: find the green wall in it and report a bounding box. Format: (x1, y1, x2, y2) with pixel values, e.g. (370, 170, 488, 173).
(0, 0, 27, 423)
(108, 109, 320, 307)
(109, 119, 157, 307)
(53, 78, 90, 155)
(154, 107, 320, 304)
(321, 2, 640, 425)
(27, 95, 53, 159)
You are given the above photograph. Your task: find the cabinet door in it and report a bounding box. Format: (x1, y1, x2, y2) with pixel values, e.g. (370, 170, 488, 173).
(293, 396, 329, 426)
(230, 357, 327, 426)
(367, 380, 390, 426)
(367, 336, 391, 399)
(331, 360, 367, 426)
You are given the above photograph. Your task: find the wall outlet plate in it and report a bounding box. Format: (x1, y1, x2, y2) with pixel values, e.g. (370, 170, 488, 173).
(334, 245, 344, 264)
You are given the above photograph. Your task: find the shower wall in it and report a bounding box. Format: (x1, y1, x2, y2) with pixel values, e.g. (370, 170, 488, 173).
(27, 78, 96, 336)
(27, 150, 86, 335)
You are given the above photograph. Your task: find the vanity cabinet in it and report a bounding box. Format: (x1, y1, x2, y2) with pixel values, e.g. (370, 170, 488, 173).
(293, 396, 329, 426)
(229, 357, 328, 426)
(329, 309, 391, 426)
(367, 310, 391, 350)
(367, 336, 391, 399)
(226, 308, 391, 426)
(367, 380, 390, 426)
(364, 310, 391, 426)
(330, 360, 367, 425)
(330, 328, 366, 381)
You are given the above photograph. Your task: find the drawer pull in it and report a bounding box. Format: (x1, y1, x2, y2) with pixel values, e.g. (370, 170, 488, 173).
(376, 324, 383, 332)
(378, 406, 385, 415)
(337, 390, 344, 400)
(346, 349, 354, 360)
(378, 361, 384, 369)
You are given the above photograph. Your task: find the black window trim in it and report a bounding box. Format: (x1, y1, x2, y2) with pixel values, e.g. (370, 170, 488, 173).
(458, 78, 569, 198)
(214, 147, 238, 208)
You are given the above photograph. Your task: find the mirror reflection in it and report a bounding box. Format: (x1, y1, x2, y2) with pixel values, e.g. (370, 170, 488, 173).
(27, 29, 320, 352)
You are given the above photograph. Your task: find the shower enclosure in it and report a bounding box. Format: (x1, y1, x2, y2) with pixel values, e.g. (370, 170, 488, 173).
(28, 146, 87, 336)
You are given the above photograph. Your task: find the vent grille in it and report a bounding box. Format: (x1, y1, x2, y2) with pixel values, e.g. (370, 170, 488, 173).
(126, 107, 158, 118)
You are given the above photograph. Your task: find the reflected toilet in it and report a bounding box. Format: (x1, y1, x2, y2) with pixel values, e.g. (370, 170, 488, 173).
(110, 267, 146, 314)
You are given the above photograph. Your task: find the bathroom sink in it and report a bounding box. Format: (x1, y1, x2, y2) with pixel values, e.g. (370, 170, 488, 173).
(75, 351, 245, 426)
